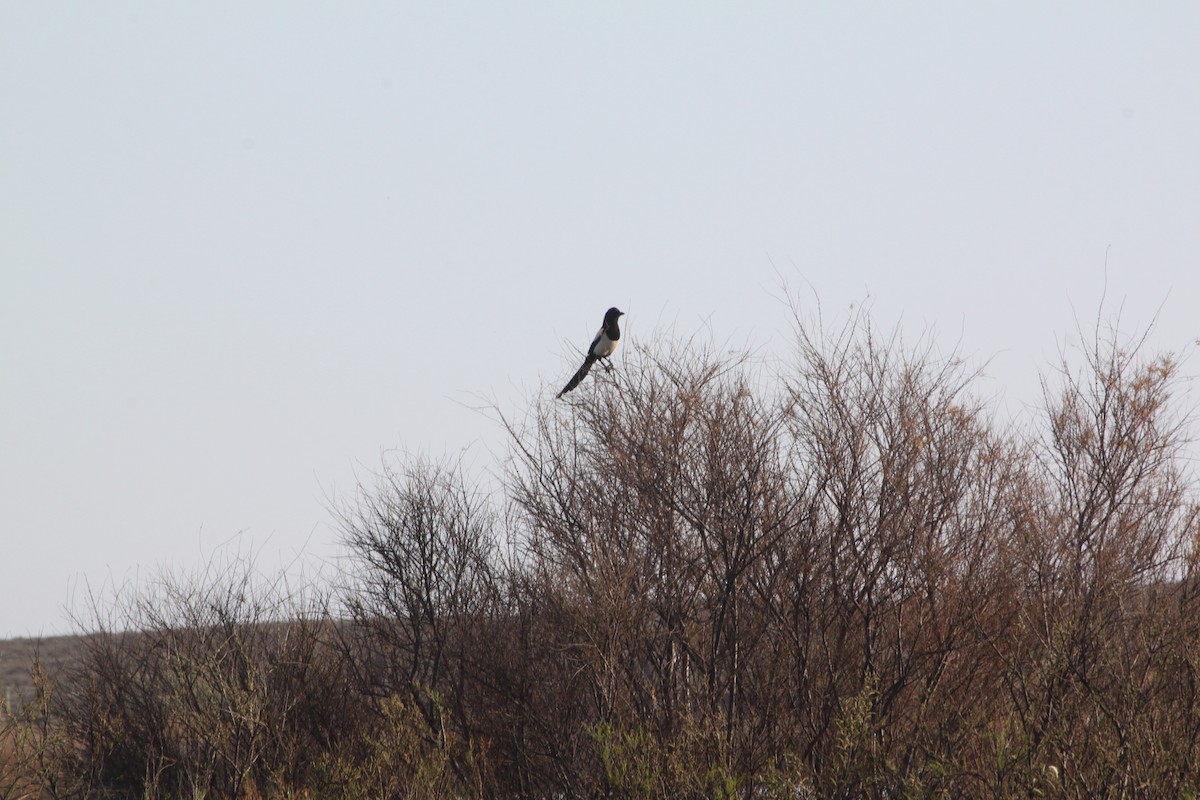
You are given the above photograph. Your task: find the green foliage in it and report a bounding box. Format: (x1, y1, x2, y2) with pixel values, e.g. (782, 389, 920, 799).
(308, 694, 485, 800)
(588, 721, 658, 799)
(586, 720, 747, 800)
(831, 672, 887, 789)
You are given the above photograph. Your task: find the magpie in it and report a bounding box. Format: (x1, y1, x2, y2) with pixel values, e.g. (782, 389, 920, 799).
(558, 307, 624, 397)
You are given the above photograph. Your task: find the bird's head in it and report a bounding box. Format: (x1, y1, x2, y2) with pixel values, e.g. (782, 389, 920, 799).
(605, 307, 624, 323)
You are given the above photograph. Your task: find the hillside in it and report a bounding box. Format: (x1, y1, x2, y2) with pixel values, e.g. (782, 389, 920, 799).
(0, 634, 84, 709)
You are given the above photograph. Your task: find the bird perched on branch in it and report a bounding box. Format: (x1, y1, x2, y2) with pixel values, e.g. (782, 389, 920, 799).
(558, 307, 624, 397)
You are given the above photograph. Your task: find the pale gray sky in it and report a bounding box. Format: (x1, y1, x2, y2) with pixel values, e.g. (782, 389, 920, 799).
(3, 3, 1198, 637)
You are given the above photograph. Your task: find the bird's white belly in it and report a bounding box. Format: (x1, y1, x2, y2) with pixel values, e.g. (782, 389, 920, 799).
(593, 334, 619, 358)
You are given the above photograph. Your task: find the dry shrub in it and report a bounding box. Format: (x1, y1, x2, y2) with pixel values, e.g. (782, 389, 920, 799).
(12, 303, 1200, 799)
(25, 559, 357, 799)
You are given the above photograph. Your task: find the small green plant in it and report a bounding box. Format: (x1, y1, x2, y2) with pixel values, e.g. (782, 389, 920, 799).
(588, 721, 658, 799)
(832, 672, 885, 786)
(703, 763, 740, 800)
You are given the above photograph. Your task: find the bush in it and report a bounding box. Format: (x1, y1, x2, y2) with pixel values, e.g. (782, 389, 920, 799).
(7, 304, 1199, 798)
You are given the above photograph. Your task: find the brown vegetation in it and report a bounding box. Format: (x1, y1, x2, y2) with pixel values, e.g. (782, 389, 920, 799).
(3, 307, 1198, 798)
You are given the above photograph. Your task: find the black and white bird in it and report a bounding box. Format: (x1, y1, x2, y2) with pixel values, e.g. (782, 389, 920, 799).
(558, 307, 624, 397)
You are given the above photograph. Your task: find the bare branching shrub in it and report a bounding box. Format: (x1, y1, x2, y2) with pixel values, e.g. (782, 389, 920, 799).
(507, 339, 796, 793)
(995, 321, 1200, 797)
(29, 558, 356, 799)
(336, 457, 500, 797)
(781, 313, 1026, 795)
(9, 302, 1198, 799)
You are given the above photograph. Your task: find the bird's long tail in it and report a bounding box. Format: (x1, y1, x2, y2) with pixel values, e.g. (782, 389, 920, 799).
(558, 354, 597, 397)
